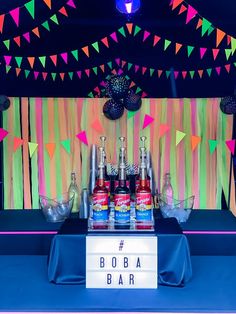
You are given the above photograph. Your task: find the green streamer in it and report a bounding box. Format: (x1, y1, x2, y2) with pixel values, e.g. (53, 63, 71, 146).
(3, 109, 10, 208)
(29, 98, 40, 208)
(80, 99, 89, 188)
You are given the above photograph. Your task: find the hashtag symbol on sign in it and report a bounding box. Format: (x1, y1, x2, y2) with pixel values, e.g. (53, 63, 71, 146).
(119, 240, 124, 251)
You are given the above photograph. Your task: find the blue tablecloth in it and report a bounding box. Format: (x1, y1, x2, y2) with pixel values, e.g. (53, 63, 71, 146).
(48, 233, 192, 287)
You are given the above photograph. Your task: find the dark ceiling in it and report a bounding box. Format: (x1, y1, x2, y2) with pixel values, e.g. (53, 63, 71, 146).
(0, 0, 235, 98)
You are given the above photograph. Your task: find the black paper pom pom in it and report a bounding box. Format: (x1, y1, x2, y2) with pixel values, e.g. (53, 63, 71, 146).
(0, 95, 10, 112)
(103, 99, 124, 120)
(123, 90, 142, 111)
(220, 96, 236, 115)
(106, 75, 129, 100)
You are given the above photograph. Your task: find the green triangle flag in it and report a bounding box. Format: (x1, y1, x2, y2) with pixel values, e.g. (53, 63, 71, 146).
(6, 66, 11, 73)
(42, 21, 50, 31)
(206, 68, 212, 77)
(208, 139, 218, 154)
(50, 14, 59, 25)
(39, 56, 46, 67)
(176, 130, 186, 146)
(208, 26, 214, 36)
(187, 45, 194, 57)
(134, 25, 141, 36)
(3, 40, 10, 50)
(225, 49, 232, 60)
(164, 39, 171, 50)
(127, 110, 138, 119)
(118, 26, 126, 37)
(92, 67, 98, 75)
(127, 63, 133, 70)
(71, 49, 79, 61)
(189, 70, 195, 79)
(61, 139, 71, 154)
(231, 37, 236, 54)
(25, 0, 35, 19)
(136, 87, 142, 94)
(92, 42, 99, 53)
(166, 70, 171, 78)
(150, 68, 154, 76)
(28, 142, 38, 158)
(68, 72, 73, 80)
(51, 73, 56, 81)
(234, 62, 236, 67)
(15, 56, 22, 68)
(201, 18, 211, 36)
(25, 70, 30, 78)
(107, 61, 113, 69)
(88, 92, 93, 97)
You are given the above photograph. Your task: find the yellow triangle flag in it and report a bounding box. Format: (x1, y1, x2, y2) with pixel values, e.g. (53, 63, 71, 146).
(176, 130, 186, 146)
(28, 142, 38, 158)
(191, 135, 201, 151)
(45, 143, 56, 159)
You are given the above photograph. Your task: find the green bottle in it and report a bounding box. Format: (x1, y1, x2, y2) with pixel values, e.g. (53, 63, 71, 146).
(68, 172, 80, 213)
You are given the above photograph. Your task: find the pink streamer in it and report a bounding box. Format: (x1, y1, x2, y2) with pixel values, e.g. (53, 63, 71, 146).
(178, 99, 185, 200)
(191, 98, 199, 208)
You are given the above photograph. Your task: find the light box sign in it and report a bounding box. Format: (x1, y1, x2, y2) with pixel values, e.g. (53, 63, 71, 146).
(86, 235, 157, 289)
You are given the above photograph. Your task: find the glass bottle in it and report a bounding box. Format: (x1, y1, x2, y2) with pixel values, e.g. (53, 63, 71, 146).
(114, 146, 131, 224)
(136, 136, 150, 190)
(162, 173, 173, 205)
(114, 137, 130, 191)
(135, 147, 152, 227)
(100, 136, 111, 193)
(92, 147, 109, 223)
(68, 172, 80, 213)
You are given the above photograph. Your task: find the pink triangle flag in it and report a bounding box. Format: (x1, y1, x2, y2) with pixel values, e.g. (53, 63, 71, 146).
(91, 118, 104, 134)
(9, 7, 20, 26)
(200, 47, 207, 59)
(76, 71, 82, 79)
(13, 137, 24, 152)
(0, 128, 9, 142)
(76, 130, 88, 145)
(110, 32, 118, 43)
(23, 32, 30, 42)
(4, 56, 12, 66)
(153, 35, 161, 46)
(117, 69, 123, 75)
(142, 67, 147, 74)
(67, 0, 76, 8)
(142, 92, 148, 97)
(215, 66, 221, 75)
(212, 48, 219, 60)
(143, 30, 150, 42)
(85, 69, 90, 77)
(94, 86, 100, 93)
(186, 5, 197, 24)
(174, 71, 179, 79)
(159, 124, 170, 137)
(60, 52, 68, 64)
(142, 114, 154, 129)
(226, 139, 235, 154)
(115, 58, 120, 65)
(34, 71, 39, 80)
(135, 65, 140, 72)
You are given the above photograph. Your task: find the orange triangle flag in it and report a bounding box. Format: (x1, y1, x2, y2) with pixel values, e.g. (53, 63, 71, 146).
(27, 57, 35, 68)
(100, 64, 105, 72)
(0, 14, 5, 33)
(15, 68, 21, 76)
(198, 70, 203, 78)
(126, 23, 133, 34)
(175, 43, 182, 54)
(159, 124, 170, 137)
(32, 27, 40, 38)
(191, 135, 201, 151)
(13, 137, 24, 152)
(82, 46, 89, 57)
(216, 29, 225, 47)
(196, 18, 202, 29)
(178, 4, 187, 14)
(43, 0, 51, 9)
(172, 0, 184, 10)
(91, 118, 104, 133)
(45, 143, 56, 159)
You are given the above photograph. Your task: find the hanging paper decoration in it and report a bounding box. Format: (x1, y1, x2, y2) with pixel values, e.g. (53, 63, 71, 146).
(208, 140, 218, 154)
(225, 140, 236, 155)
(91, 119, 104, 134)
(28, 142, 38, 157)
(176, 130, 186, 145)
(142, 114, 154, 129)
(45, 143, 56, 159)
(123, 90, 142, 111)
(0, 128, 9, 142)
(76, 131, 88, 145)
(106, 74, 129, 99)
(103, 99, 124, 120)
(13, 137, 24, 152)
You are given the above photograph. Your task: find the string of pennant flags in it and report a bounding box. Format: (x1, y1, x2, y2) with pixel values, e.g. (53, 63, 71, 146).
(169, 0, 236, 51)
(1, 56, 236, 82)
(1, 22, 236, 71)
(0, 112, 235, 158)
(0, 0, 77, 50)
(0, 0, 75, 33)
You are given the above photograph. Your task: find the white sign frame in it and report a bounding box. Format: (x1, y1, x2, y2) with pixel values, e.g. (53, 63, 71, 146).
(86, 235, 158, 289)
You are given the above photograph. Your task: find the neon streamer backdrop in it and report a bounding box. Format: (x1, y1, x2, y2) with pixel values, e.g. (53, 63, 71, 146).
(2, 97, 236, 215)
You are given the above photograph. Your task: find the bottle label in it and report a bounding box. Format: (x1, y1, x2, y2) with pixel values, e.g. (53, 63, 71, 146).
(115, 180, 130, 189)
(93, 193, 109, 221)
(136, 192, 152, 221)
(136, 179, 150, 189)
(105, 180, 110, 192)
(114, 194, 130, 223)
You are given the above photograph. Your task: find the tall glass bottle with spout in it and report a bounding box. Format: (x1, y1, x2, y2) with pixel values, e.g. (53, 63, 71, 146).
(136, 136, 150, 190)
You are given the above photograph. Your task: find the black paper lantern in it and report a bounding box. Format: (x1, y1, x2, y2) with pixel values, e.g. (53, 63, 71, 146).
(106, 75, 129, 100)
(123, 90, 142, 111)
(220, 96, 236, 115)
(0, 95, 10, 112)
(103, 99, 124, 120)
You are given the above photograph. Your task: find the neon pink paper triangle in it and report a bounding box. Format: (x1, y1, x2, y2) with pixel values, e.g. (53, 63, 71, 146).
(117, 69, 123, 75)
(34, 71, 39, 80)
(115, 58, 120, 65)
(212, 48, 219, 60)
(0, 128, 9, 142)
(215, 67, 221, 75)
(186, 5, 197, 24)
(76, 130, 88, 145)
(9, 7, 20, 26)
(200, 47, 207, 59)
(143, 30, 150, 42)
(60, 52, 68, 64)
(226, 140, 235, 154)
(110, 32, 118, 43)
(67, 0, 76, 8)
(135, 65, 140, 72)
(174, 71, 179, 79)
(76, 71, 82, 79)
(142, 114, 154, 129)
(4, 56, 12, 66)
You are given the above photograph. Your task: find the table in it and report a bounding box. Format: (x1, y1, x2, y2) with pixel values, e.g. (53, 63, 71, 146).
(48, 232, 192, 287)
